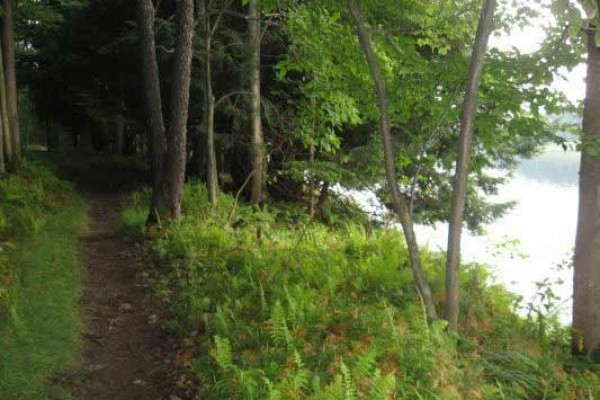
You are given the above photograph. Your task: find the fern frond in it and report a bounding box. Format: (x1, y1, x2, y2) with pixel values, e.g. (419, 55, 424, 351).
(367, 370, 396, 400)
(268, 300, 290, 346)
(213, 335, 234, 371)
(215, 305, 230, 336)
(323, 374, 344, 400)
(235, 368, 259, 399)
(291, 350, 310, 395)
(354, 348, 379, 380)
(341, 362, 358, 400)
(259, 280, 269, 319)
(263, 377, 283, 400)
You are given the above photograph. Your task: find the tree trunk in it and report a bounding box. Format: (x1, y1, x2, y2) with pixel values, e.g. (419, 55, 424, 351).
(316, 180, 329, 218)
(573, 30, 600, 358)
(308, 140, 316, 217)
(137, 0, 167, 223)
(0, 86, 5, 174)
(349, 0, 438, 321)
(115, 114, 125, 155)
(160, 0, 194, 220)
(206, 90, 217, 205)
(199, 0, 218, 207)
(445, 0, 496, 333)
(249, 0, 264, 205)
(0, 31, 9, 162)
(1, 0, 19, 166)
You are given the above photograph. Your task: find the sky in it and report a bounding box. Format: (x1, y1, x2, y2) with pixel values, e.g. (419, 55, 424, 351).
(489, 0, 587, 103)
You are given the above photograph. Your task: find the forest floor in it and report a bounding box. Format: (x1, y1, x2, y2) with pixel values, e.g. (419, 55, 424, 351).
(40, 153, 173, 399)
(78, 190, 169, 399)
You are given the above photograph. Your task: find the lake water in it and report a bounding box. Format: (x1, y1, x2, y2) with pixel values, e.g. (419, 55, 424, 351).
(342, 147, 580, 322)
(415, 147, 579, 321)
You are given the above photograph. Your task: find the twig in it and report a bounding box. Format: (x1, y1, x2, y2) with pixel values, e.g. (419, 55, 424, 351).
(215, 91, 250, 108)
(228, 169, 257, 224)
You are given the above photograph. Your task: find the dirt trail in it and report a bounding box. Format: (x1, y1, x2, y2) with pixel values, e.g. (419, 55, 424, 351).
(79, 192, 168, 400)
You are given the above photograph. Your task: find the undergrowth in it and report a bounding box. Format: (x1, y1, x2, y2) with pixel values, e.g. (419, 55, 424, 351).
(0, 160, 88, 399)
(124, 183, 600, 400)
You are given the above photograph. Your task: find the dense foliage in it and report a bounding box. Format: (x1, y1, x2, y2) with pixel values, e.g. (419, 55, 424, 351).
(0, 0, 596, 397)
(17, 0, 578, 229)
(122, 185, 600, 399)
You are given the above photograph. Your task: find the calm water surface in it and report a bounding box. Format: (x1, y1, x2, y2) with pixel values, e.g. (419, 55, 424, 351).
(416, 147, 579, 321)
(344, 147, 579, 321)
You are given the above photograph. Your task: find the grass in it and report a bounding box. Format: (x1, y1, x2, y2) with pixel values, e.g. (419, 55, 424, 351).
(123, 183, 600, 400)
(0, 161, 88, 400)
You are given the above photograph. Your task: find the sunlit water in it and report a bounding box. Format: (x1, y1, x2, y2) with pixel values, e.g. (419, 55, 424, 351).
(416, 148, 579, 322)
(344, 147, 580, 322)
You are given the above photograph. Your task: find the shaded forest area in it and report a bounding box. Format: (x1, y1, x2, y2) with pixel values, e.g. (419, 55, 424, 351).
(1, 0, 600, 399)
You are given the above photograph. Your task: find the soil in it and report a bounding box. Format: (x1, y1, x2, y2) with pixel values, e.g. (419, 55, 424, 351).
(78, 191, 169, 400)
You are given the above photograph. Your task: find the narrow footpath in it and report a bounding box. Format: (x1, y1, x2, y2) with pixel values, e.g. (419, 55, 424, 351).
(79, 192, 167, 400)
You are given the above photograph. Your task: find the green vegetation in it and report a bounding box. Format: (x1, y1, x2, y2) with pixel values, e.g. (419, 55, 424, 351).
(0, 0, 597, 397)
(0, 161, 87, 400)
(123, 184, 600, 399)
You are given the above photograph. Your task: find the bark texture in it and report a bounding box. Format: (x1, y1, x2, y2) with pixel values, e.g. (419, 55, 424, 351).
(249, 0, 265, 205)
(137, 0, 167, 223)
(160, 0, 194, 220)
(349, 0, 438, 321)
(445, 0, 496, 333)
(573, 30, 600, 357)
(0, 31, 10, 162)
(1, 0, 18, 165)
(199, 0, 218, 207)
(0, 83, 4, 173)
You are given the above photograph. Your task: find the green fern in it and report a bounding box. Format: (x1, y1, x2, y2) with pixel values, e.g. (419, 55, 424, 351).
(366, 370, 396, 400)
(382, 301, 401, 342)
(291, 350, 310, 395)
(482, 352, 544, 397)
(215, 305, 231, 336)
(322, 374, 344, 400)
(341, 362, 358, 400)
(263, 378, 283, 400)
(284, 286, 299, 327)
(234, 368, 259, 399)
(259, 280, 269, 319)
(268, 300, 290, 346)
(213, 335, 234, 371)
(353, 349, 379, 381)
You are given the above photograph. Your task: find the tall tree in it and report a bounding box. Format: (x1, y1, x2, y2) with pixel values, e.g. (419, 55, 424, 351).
(160, 0, 195, 220)
(1, 0, 19, 166)
(445, 0, 496, 333)
(0, 30, 9, 163)
(0, 76, 4, 173)
(137, 0, 167, 223)
(198, 0, 231, 207)
(573, 25, 600, 357)
(349, 0, 438, 321)
(138, 0, 194, 221)
(249, 0, 264, 205)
